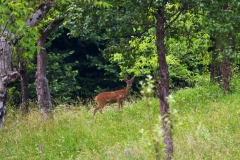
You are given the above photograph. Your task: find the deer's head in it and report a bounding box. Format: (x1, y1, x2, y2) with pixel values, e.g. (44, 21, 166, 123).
(124, 76, 134, 88)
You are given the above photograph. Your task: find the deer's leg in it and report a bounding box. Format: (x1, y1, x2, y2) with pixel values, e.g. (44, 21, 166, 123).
(93, 107, 98, 116)
(120, 101, 123, 109)
(117, 99, 124, 110)
(94, 107, 102, 116)
(117, 99, 121, 110)
(94, 101, 106, 116)
(117, 102, 121, 110)
(94, 104, 103, 116)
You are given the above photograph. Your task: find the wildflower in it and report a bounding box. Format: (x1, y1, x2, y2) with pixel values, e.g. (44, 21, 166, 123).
(39, 145, 43, 154)
(124, 149, 131, 155)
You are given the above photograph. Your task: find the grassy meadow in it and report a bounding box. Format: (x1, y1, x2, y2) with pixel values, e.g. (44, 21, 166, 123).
(1, 78, 240, 159)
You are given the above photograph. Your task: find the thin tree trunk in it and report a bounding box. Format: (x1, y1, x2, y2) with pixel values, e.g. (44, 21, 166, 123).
(210, 51, 221, 83)
(156, 7, 173, 160)
(221, 39, 235, 94)
(209, 37, 221, 83)
(19, 58, 29, 114)
(35, 18, 63, 120)
(36, 31, 53, 120)
(221, 49, 231, 94)
(220, 4, 235, 94)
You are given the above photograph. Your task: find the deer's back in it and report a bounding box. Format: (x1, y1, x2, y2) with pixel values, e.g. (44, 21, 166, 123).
(95, 89, 128, 104)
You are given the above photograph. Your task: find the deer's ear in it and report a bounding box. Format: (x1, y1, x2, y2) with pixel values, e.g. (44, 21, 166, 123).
(124, 77, 128, 81)
(130, 76, 135, 81)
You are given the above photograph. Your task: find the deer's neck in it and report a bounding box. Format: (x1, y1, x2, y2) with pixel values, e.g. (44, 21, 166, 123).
(125, 86, 131, 95)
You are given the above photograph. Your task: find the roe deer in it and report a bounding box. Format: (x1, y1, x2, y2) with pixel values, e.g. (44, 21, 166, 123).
(94, 77, 134, 116)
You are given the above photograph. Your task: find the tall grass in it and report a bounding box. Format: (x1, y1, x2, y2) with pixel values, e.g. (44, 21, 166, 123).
(171, 78, 240, 159)
(0, 98, 160, 160)
(1, 76, 240, 159)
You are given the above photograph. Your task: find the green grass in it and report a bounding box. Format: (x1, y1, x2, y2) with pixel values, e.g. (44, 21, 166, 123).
(171, 85, 240, 159)
(1, 79, 240, 159)
(1, 98, 159, 160)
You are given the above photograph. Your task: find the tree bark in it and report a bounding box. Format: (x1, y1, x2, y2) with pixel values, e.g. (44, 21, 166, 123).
(221, 50, 230, 94)
(221, 38, 235, 94)
(156, 7, 173, 160)
(209, 37, 221, 83)
(36, 31, 52, 120)
(35, 18, 63, 120)
(19, 58, 29, 114)
(0, 31, 19, 128)
(220, 4, 236, 94)
(0, 0, 54, 129)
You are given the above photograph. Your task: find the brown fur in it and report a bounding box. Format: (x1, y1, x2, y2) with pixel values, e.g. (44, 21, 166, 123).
(93, 77, 134, 116)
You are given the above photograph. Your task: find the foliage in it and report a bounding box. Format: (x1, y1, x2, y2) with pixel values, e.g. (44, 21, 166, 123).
(47, 51, 80, 103)
(62, 0, 112, 39)
(3, 0, 240, 103)
(48, 30, 128, 98)
(204, 1, 240, 61)
(110, 24, 210, 88)
(8, 46, 81, 105)
(1, 76, 240, 159)
(61, 0, 154, 79)
(0, 0, 39, 58)
(94, 1, 212, 89)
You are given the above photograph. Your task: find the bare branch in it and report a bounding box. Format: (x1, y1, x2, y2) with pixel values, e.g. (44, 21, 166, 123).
(26, 0, 55, 27)
(43, 18, 64, 36)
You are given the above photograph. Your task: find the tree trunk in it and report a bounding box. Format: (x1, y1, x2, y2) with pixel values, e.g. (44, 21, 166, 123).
(0, 31, 20, 128)
(0, 0, 54, 129)
(209, 37, 221, 83)
(220, 4, 235, 94)
(221, 39, 235, 94)
(210, 35, 235, 94)
(35, 18, 63, 120)
(19, 58, 29, 114)
(36, 30, 52, 120)
(156, 7, 173, 159)
(221, 49, 231, 94)
(210, 51, 221, 83)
